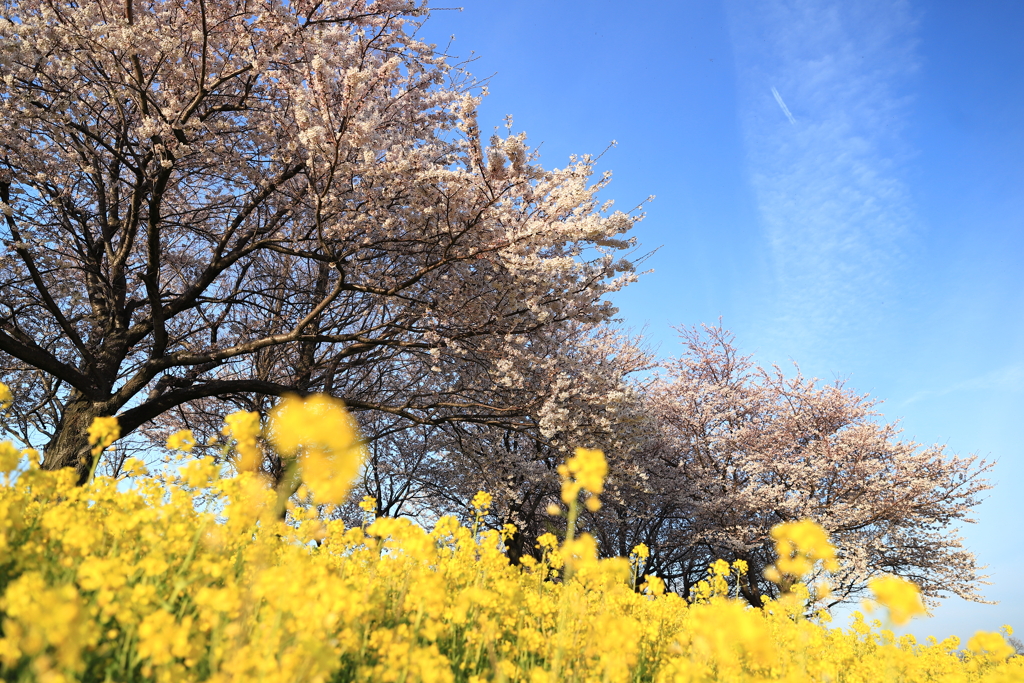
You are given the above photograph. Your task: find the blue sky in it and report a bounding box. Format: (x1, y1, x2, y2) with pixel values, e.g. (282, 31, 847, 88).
(420, 0, 1024, 642)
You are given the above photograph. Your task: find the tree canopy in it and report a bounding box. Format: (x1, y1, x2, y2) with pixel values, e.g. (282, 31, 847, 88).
(0, 0, 640, 482)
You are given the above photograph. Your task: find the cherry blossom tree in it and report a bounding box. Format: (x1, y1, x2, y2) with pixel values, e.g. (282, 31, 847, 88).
(0, 0, 642, 482)
(612, 325, 993, 607)
(333, 323, 655, 562)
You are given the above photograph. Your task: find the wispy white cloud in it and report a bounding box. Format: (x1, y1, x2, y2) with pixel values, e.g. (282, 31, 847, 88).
(725, 0, 920, 369)
(901, 363, 1024, 407)
(771, 86, 797, 124)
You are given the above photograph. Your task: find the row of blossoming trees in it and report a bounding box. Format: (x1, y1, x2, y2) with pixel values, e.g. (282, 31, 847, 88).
(0, 0, 992, 612)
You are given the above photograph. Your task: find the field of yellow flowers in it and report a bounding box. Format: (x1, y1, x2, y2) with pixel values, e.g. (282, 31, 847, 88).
(0, 388, 1020, 683)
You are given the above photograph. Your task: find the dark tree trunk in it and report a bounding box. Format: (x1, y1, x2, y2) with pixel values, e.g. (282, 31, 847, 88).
(42, 396, 109, 485)
(505, 526, 527, 566)
(737, 558, 768, 609)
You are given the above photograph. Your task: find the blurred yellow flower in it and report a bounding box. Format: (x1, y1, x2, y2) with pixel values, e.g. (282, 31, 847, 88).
(641, 574, 665, 596)
(0, 572, 90, 672)
(165, 429, 196, 453)
(765, 519, 839, 584)
(267, 394, 365, 504)
(137, 609, 195, 665)
(536, 532, 559, 550)
(559, 533, 598, 571)
(868, 574, 928, 625)
(0, 441, 20, 475)
(222, 410, 261, 471)
(559, 447, 607, 505)
(87, 416, 120, 457)
(569, 447, 606, 494)
(967, 630, 1015, 661)
(0, 382, 12, 409)
(178, 456, 219, 489)
(121, 457, 148, 478)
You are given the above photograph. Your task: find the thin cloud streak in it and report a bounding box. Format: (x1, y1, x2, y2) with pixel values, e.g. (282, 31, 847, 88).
(726, 0, 920, 369)
(901, 363, 1024, 407)
(771, 86, 797, 124)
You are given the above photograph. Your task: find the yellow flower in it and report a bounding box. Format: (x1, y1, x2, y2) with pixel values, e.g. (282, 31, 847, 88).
(569, 447, 607, 495)
(765, 519, 839, 584)
(967, 630, 1015, 661)
(165, 429, 196, 453)
(0, 572, 89, 671)
(559, 533, 599, 571)
(711, 559, 731, 577)
(267, 394, 365, 504)
(867, 574, 928, 625)
(178, 456, 219, 489)
(0, 441, 21, 475)
(87, 416, 120, 457)
(358, 495, 378, 513)
(471, 491, 492, 514)
(8, 403, 1023, 683)
(121, 457, 148, 478)
(559, 447, 607, 505)
(536, 532, 559, 550)
(136, 609, 195, 666)
(641, 574, 666, 596)
(222, 410, 262, 471)
(0, 382, 12, 409)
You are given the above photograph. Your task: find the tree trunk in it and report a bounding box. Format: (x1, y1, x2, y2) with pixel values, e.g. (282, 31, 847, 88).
(505, 526, 527, 566)
(42, 396, 108, 485)
(737, 560, 768, 609)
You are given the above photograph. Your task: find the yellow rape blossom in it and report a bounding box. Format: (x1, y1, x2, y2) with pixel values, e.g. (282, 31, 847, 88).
(177, 456, 219, 489)
(764, 518, 839, 587)
(641, 574, 666, 596)
(0, 441, 21, 475)
(867, 574, 928, 626)
(1, 461, 1022, 683)
(165, 429, 196, 453)
(0, 382, 12, 410)
(471, 490, 492, 514)
(537, 532, 559, 550)
(121, 457, 148, 478)
(267, 394, 365, 504)
(558, 447, 607, 504)
(0, 572, 92, 673)
(0, 389, 1020, 683)
(87, 415, 120, 457)
(968, 630, 1015, 661)
(222, 410, 262, 471)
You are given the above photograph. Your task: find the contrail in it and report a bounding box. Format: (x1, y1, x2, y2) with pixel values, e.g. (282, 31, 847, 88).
(771, 87, 797, 124)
